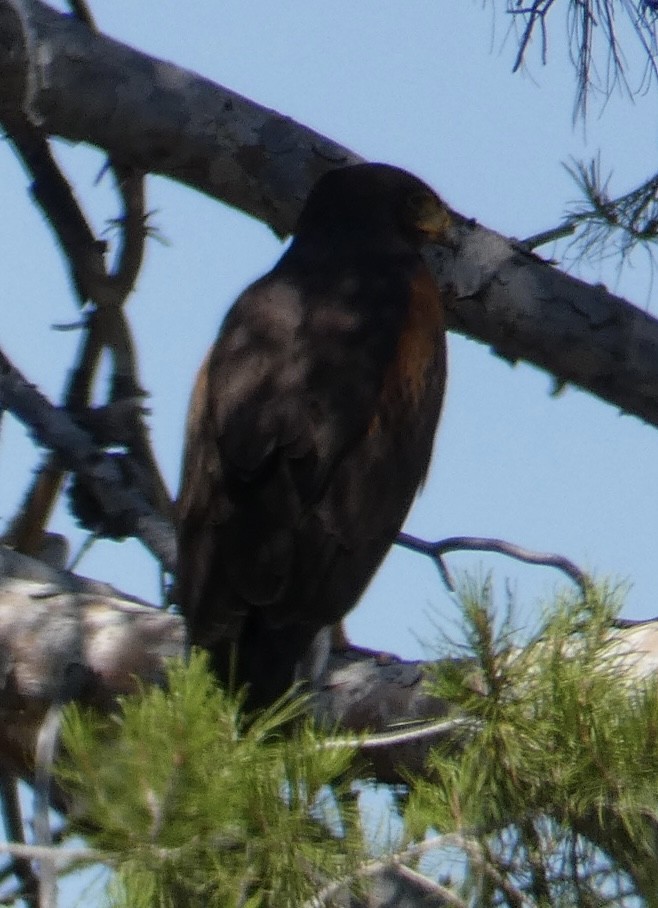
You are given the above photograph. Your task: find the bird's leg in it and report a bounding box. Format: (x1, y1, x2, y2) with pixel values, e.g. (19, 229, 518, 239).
(330, 622, 400, 665)
(296, 626, 333, 689)
(329, 622, 351, 651)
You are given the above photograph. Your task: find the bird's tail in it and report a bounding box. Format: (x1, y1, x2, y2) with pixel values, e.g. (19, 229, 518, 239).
(209, 616, 325, 710)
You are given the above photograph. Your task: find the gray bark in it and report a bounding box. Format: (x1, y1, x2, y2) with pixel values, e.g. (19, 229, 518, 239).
(2, 549, 656, 906)
(1, 5, 658, 902)
(1, 0, 658, 427)
(0, 347, 176, 571)
(1, 546, 656, 788)
(0, 546, 446, 786)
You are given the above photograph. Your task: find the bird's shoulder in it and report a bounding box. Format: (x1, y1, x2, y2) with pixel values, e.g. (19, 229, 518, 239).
(181, 249, 445, 499)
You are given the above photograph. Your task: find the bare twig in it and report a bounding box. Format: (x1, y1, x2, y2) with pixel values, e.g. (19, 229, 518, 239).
(0, 841, 100, 867)
(320, 716, 478, 751)
(565, 160, 658, 259)
(33, 706, 62, 908)
(3, 68, 171, 559)
(3, 118, 106, 305)
(396, 533, 588, 594)
(101, 159, 147, 306)
(0, 776, 38, 906)
(66, 533, 96, 572)
(3, 113, 146, 307)
(302, 833, 473, 908)
(519, 222, 576, 250)
(0, 346, 176, 572)
(33, 660, 90, 908)
(66, 308, 174, 528)
(510, 0, 556, 74)
(66, 0, 95, 29)
(0, 123, 171, 560)
(506, 0, 658, 117)
(466, 836, 534, 908)
(519, 818, 552, 906)
(304, 830, 538, 908)
(3, 461, 65, 558)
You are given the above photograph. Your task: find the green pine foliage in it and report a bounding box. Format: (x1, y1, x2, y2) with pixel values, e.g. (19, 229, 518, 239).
(55, 582, 658, 907)
(404, 577, 658, 906)
(58, 652, 362, 908)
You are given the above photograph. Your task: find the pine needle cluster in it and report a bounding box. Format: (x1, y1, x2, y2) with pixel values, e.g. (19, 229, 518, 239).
(404, 578, 658, 906)
(58, 652, 362, 908)
(55, 581, 658, 907)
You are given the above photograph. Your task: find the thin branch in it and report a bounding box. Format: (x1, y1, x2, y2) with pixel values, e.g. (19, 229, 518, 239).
(101, 158, 147, 305)
(3, 461, 65, 558)
(518, 819, 552, 906)
(393, 864, 467, 907)
(396, 533, 589, 593)
(2, 117, 106, 305)
(0, 776, 38, 907)
(320, 716, 478, 751)
(302, 833, 473, 908)
(33, 660, 89, 908)
(33, 706, 62, 908)
(66, 308, 174, 532)
(0, 346, 176, 572)
(1, 106, 170, 559)
(510, 0, 556, 73)
(4, 103, 146, 306)
(66, 0, 95, 29)
(305, 831, 538, 908)
(60, 282, 173, 543)
(66, 533, 96, 572)
(505, 0, 658, 117)
(519, 222, 576, 250)
(564, 160, 658, 262)
(0, 842, 101, 868)
(468, 836, 534, 908)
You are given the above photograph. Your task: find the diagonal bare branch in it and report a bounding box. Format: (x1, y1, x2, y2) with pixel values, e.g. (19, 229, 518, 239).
(0, 347, 176, 572)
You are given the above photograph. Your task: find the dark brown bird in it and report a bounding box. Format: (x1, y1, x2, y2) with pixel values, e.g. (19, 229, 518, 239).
(177, 163, 453, 707)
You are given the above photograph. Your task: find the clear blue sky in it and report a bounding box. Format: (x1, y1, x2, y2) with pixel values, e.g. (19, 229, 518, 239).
(2, 2, 658, 903)
(2, 2, 657, 658)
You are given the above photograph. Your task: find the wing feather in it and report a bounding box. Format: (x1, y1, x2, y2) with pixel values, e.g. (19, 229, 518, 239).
(177, 254, 446, 708)
(177, 273, 394, 637)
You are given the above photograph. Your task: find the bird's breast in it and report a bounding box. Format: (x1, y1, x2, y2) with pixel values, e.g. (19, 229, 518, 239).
(370, 265, 446, 434)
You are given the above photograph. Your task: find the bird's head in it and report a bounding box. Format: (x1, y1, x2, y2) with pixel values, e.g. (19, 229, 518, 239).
(296, 163, 455, 250)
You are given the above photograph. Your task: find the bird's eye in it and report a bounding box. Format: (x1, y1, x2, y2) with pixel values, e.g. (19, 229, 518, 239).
(397, 192, 421, 227)
(404, 191, 428, 213)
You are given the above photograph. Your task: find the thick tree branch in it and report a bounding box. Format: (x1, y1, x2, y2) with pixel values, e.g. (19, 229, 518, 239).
(0, 546, 446, 788)
(1, 547, 656, 905)
(426, 230, 658, 428)
(1, 546, 657, 793)
(2, 1, 658, 427)
(0, 0, 358, 235)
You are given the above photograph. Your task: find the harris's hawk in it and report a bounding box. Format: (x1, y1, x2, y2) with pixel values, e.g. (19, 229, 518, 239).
(177, 163, 454, 708)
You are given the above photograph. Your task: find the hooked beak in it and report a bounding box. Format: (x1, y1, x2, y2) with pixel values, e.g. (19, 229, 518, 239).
(415, 199, 458, 249)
